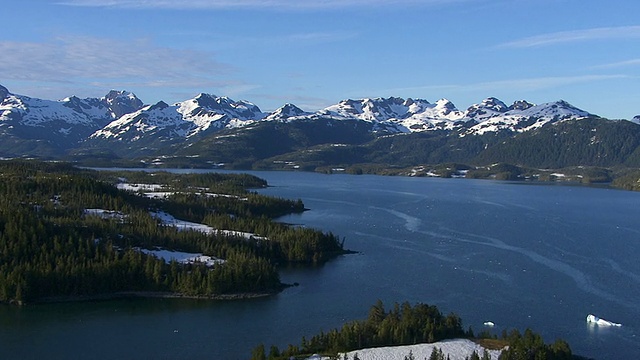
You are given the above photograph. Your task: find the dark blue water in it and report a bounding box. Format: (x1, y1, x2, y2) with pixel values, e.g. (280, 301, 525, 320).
(1, 172, 639, 359)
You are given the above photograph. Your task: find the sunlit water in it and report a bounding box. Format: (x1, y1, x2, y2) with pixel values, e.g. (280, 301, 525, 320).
(1, 171, 639, 359)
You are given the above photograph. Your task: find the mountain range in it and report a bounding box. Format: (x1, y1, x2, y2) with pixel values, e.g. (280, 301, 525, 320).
(2, 84, 640, 176)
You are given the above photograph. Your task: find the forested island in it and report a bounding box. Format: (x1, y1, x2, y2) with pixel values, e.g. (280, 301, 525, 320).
(0, 160, 349, 305)
(250, 301, 580, 360)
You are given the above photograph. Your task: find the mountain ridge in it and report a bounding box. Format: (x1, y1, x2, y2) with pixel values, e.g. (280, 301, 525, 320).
(2, 84, 613, 137)
(2, 84, 639, 172)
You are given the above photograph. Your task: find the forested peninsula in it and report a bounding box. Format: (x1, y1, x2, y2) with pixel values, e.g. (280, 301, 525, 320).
(250, 301, 580, 360)
(0, 160, 349, 305)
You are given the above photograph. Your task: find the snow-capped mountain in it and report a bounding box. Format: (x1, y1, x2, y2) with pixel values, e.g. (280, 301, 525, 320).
(0, 85, 625, 161)
(0, 85, 142, 128)
(313, 97, 466, 132)
(0, 85, 143, 144)
(289, 96, 593, 135)
(463, 99, 593, 135)
(90, 93, 265, 144)
(264, 103, 310, 121)
(632, 115, 640, 125)
(103, 90, 144, 119)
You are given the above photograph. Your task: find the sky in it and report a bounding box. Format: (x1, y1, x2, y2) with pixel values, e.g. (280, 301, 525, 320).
(1, 0, 639, 119)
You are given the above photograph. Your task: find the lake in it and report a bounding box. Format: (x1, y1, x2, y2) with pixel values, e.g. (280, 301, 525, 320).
(1, 171, 639, 359)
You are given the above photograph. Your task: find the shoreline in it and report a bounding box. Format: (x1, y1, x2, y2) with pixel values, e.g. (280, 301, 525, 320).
(6, 287, 289, 306)
(84, 164, 634, 193)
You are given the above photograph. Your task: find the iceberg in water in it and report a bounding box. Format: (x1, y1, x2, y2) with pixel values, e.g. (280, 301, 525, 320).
(586, 314, 621, 327)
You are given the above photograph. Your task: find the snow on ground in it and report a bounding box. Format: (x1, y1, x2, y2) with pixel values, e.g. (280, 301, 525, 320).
(143, 192, 174, 199)
(117, 183, 164, 192)
(218, 229, 268, 241)
(151, 211, 268, 241)
(84, 208, 126, 220)
(203, 193, 248, 200)
(117, 182, 248, 201)
(137, 247, 225, 267)
(338, 339, 503, 360)
(86, 209, 225, 266)
(151, 211, 216, 234)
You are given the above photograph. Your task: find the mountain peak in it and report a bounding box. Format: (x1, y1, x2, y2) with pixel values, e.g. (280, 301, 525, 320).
(510, 100, 534, 111)
(103, 90, 143, 118)
(0, 84, 9, 101)
(541, 100, 592, 117)
(631, 115, 640, 125)
(465, 97, 508, 119)
(279, 103, 305, 113)
(435, 98, 456, 109)
(480, 97, 509, 112)
(194, 92, 217, 100)
(149, 101, 170, 111)
(265, 103, 308, 120)
(552, 99, 583, 111)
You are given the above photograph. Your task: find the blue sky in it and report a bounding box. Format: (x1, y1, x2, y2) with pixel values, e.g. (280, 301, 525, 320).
(2, 0, 639, 118)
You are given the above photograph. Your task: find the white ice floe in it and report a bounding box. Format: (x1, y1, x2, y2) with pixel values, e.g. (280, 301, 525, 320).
(137, 247, 225, 267)
(586, 314, 621, 327)
(332, 339, 503, 360)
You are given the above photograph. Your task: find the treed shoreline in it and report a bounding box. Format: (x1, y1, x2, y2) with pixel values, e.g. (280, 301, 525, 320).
(0, 160, 349, 305)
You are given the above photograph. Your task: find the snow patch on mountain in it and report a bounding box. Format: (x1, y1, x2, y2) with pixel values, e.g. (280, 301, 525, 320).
(393, 98, 466, 132)
(0, 85, 143, 131)
(103, 90, 144, 119)
(465, 99, 592, 135)
(1, 84, 598, 145)
(632, 115, 640, 125)
(2, 94, 98, 127)
(91, 101, 187, 140)
(180, 93, 264, 130)
(91, 93, 265, 141)
(322, 97, 427, 122)
(294, 96, 591, 135)
(264, 103, 311, 121)
(316, 97, 467, 132)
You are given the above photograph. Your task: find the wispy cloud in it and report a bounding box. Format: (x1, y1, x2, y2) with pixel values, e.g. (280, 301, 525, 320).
(379, 74, 627, 95)
(58, 0, 473, 10)
(498, 25, 640, 48)
(253, 93, 335, 112)
(286, 31, 358, 42)
(463, 74, 627, 92)
(0, 36, 232, 90)
(590, 58, 640, 70)
(213, 31, 359, 47)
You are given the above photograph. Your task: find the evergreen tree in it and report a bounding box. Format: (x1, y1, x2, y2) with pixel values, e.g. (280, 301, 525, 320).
(250, 343, 266, 360)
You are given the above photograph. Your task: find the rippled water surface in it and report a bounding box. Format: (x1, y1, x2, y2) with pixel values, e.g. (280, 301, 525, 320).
(1, 171, 639, 359)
